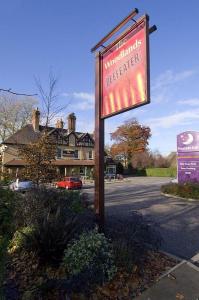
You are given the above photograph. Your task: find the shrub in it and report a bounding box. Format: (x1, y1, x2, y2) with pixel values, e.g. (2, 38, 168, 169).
(0, 188, 16, 236)
(0, 188, 19, 299)
(161, 182, 199, 199)
(146, 167, 177, 177)
(105, 213, 162, 272)
(0, 235, 10, 298)
(14, 188, 91, 228)
(8, 226, 35, 254)
(63, 229, 117, 286)
(12, 188, 95, 266)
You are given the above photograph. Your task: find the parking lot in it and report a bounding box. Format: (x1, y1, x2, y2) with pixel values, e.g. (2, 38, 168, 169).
(83, 177, 199, 259)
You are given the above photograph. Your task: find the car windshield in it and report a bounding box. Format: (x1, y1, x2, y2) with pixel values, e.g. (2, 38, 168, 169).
(64, 177, 81, 182)
(70, 177, 80, 182)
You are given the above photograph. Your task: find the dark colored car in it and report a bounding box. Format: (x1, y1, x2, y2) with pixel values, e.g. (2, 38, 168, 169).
(55, 177, 82, 190)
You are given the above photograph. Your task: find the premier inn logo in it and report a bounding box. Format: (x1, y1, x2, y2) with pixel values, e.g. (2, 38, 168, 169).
(104, 39, 142, 70)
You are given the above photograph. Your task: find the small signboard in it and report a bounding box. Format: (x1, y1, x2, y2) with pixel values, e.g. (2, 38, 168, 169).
(178, 155, 199, 184)
(177, 131, 199, 183)
(101, 16, 150, 119)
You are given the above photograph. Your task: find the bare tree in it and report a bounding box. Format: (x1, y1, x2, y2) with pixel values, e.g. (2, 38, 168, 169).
(0, 94, 37, 142)
(35, 71, 69, 127)
(0, 88, 37, 96)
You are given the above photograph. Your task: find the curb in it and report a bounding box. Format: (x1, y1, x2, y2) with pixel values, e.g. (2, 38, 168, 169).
(161, 192, 199, 202)
(157, 260, 186, 281)
(160, 250, 183, 263)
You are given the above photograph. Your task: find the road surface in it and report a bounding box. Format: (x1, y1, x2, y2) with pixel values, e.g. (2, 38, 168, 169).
(83, 177, 199, 259)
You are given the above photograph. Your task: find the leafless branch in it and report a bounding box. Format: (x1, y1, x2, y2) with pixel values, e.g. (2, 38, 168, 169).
(35, 71, 69, 127)
(0, 88, 37, 97)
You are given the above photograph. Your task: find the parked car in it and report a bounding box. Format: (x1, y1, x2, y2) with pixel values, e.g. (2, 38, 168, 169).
(9, 179, 35, 192)
(55, 177, 82, 190)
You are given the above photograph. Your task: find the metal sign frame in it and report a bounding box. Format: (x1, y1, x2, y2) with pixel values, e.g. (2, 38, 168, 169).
(92, 9, 156, 229)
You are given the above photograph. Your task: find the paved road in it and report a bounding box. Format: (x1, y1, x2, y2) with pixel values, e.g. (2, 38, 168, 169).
(83, 177, 199, 259)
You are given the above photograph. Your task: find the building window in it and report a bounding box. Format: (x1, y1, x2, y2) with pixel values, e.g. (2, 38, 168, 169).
(74, 150, 79, 159)
(79, 166, 84, 175)
(88, 150, 93, 159)
(56, 148, 61, 159)
(62, 150, 75, 158)
(69, 134, 76, 146)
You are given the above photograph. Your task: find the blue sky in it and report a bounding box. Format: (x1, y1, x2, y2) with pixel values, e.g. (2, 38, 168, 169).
(0, 0, 199, 155)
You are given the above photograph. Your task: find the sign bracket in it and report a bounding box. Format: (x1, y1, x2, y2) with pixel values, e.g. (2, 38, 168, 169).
(91, 8, 139, 53)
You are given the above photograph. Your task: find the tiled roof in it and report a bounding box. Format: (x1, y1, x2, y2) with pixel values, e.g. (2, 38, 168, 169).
(3, 124, 40, 145)
(2, 124, 92, 145)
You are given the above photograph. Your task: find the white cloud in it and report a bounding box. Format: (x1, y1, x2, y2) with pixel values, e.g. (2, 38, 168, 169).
(177, 98, 199, 106)
(152, 69, 195, 91)
(146, 109, 199, 130)
(151, 69, 196, 104)
(62, 92, 94, 111)
(72, 92, 94, 101)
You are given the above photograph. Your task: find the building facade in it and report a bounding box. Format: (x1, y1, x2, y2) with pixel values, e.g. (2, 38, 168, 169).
(0, 109, 94, 179)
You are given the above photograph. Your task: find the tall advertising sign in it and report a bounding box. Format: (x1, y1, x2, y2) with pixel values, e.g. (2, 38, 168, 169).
(91, 9, 155, 227)
(101, 16, 150, 119)
(177, 131, 199, 183)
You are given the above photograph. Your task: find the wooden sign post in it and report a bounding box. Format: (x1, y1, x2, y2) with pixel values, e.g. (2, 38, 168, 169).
(91, 8, 156, 229)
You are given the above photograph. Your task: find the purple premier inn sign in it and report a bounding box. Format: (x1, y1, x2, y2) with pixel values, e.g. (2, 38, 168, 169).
(177, 131, 199, 184)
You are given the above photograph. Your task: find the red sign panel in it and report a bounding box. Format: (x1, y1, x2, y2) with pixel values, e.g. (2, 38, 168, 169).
(101, 16, 150, 118)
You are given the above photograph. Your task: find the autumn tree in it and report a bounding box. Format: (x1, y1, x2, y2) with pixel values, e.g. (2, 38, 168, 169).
(19, 134, 57, 185)
(0, 94, 37, 142)
(110, 118, 151, 167)
(151, 150, 169, 168)
(131, 151, 153, 169)
(131, 150, 169, 169)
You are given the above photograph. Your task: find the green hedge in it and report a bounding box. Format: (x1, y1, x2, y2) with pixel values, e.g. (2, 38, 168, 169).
(161, 183, 199, 199)
(146, 168, 177, 177)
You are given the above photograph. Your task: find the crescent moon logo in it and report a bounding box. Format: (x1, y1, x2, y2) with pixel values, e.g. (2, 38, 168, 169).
(181, 133, 194, 145)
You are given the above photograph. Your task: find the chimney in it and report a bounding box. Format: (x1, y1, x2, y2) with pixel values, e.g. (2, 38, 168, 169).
(55, 119, 64, 129)
(67, 113, 76, 132)
(32, 108, 40, 132)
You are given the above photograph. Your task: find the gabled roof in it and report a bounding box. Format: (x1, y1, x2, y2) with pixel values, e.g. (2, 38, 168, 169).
(3, 124, 40, 145)
(2, 124, 93, 145)
(78, 132, 95, 143)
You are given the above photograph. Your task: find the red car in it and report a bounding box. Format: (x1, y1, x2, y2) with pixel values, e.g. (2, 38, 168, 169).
(55, 177, 82, 190)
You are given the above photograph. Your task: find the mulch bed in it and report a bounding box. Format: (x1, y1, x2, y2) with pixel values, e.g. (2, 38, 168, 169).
(3, 250, 177, 300)
(75, 251, 177, 300)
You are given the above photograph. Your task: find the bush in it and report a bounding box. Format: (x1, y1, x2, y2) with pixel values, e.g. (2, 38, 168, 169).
(0, 235, 10, 298)
(63, 229, 117, 286)
(134, 168, 147, 176)
(8, 226, 35, 254)
(146, 167, 177, 177)
(12, 188, 95, 266)
(14, 188, 90, 228)
(0, 188, 18, 299)
(0, 188, 16, 236)
(105, 213, 162, 272)
(161, 182, 199, 199)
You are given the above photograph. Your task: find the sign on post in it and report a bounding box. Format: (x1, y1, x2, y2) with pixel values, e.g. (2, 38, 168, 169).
(101, 16, 150, 119)
(91, 10, 155, 228)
